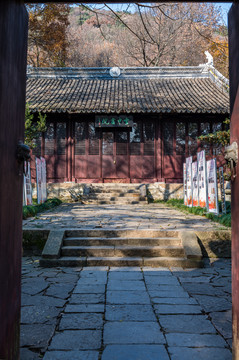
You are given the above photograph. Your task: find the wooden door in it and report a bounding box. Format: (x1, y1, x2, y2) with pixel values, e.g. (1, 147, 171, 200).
(102, 130, 129, 179)
(163, 120, 186, 183)
(130, 120, 156, 181)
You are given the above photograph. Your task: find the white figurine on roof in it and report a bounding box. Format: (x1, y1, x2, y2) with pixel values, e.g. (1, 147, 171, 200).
(205, 51, 214, 66)
(199, 51, 214, 68)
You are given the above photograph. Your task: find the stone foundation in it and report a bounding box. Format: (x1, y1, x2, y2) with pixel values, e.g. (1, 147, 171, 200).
(147, 183, 184, 201)
(32, 181, 231, 203)
(32, 182, 184, 201)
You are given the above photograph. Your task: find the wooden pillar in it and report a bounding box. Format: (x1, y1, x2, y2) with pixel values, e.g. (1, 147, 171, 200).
(229, 4, 239, 360)
(0, 2, 28, 359)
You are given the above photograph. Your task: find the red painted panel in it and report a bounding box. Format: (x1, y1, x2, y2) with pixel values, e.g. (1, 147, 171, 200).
(55, 155, 67, 180)
(30, 155, 36, 181)
(102, 155, 116, 178)
(116, 155, 128, 178)
(75, 156, 87, 179)
(45, 155, 55, 181)
(142, 156, 155, 178)
(130, 156, 143, 179)
(87, 155, 101, 178)
(163, 155, 180, 180)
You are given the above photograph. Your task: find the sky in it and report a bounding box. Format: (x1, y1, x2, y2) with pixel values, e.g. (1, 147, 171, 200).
(217, 2, 232, 24)
(85, 3, 233, 26)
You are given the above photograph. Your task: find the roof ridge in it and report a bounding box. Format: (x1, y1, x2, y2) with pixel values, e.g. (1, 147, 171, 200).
(27, 65, 217, 81)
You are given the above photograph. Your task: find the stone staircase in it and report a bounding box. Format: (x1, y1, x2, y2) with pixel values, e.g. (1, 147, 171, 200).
(81, 183, 148, 205)
(40, 229, 203, 268)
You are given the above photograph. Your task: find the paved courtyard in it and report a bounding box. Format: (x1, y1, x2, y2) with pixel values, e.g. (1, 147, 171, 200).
(23, 203, 227, 231)
(21, 258, 232, 360)
(21, 203, 231, 359)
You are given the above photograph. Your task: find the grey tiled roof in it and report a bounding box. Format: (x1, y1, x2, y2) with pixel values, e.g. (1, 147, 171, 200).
(26, 67, 229, 114)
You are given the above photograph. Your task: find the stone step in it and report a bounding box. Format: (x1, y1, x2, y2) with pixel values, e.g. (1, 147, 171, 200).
(64, 237, 182, 246)
(84, 199, 147, 205)
(40, 256, 203, 268)
(61, 245, 185, 257)
(84, 193, 145, 199)
(89, 188, 142, 194)
(65, 229, 179, 238)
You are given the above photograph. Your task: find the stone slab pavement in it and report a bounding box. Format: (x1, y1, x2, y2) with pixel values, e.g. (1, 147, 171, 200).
(23, 203, 228, 231)
(21, 257, 232, 360)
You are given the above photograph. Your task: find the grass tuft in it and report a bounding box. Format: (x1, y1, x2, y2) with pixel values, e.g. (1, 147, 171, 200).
(23, 198, 62, 219)
(154, 198, 231, 228)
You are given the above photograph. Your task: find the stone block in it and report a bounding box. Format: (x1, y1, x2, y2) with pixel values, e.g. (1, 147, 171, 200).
(73, 284, 106, 294)
(154, 304, 202, 315)
(20, 324, 55, 351)
(49, 330, 101, 350)
(180, 231, 202, 260)
(43, 351, 99, 360)
(105, 305, 155, 321)
(65, 304, 105, 313)
(166, 333, 228, 347)
(102, 345, 169, 360)
(159, 315, 217, 334)
(107, 280, 146, 291)
(106, 291, 151, 305)
(59, 313, 103, 330)
(42, 230, 65, 259)
(21, 305, 60, 324)
(168, 347, 232, 360)
(104, 322, 165, 344)
(69, 294, 105, 304)
(108, 272, 143, 281)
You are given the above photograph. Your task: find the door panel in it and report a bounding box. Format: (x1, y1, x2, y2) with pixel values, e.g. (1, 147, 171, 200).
(102, 132, 116, 178)
(116, 131, 129, 178)
(142, 121, 155, 178)
(88, 122, 101, 178)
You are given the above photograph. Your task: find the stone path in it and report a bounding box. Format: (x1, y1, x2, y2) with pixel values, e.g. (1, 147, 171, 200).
(21, 257, 232, 360)
(23, 203, 227, 231)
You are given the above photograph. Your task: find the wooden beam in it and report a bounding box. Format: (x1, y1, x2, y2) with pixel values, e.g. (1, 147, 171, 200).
(0, 1, 28, 359)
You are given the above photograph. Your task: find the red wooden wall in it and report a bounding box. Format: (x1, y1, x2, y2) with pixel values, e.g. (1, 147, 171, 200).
(30, 113, 227, 184)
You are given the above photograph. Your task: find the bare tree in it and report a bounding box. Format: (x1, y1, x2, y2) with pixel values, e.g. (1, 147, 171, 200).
(68, 3, 227, 69)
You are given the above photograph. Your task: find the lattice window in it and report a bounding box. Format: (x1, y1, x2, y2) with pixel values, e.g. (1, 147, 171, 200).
(200, 122, 211, 155)
(163, 122, 174, 155)
(102, 132, 114, 155)
(75, 122, 86, 155)
(89, 122, 99, 155)
(143, 122, 154, 156)
(116, 131, 128, 155)
(176, 122, 186, 155)
(56, 123, 66, 155)
(32, 137, 42, 157)
(45, 123, 55, 156)
(130, 122, 141, 155)
(188, 122, 198, 156)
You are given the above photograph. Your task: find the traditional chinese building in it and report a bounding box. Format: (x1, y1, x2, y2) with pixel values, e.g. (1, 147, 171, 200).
(26, 61, 229, 186)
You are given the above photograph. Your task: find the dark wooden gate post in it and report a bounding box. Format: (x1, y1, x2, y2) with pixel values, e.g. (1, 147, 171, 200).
(229, 4, 239, 359)
(0, 1, 28, 359)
